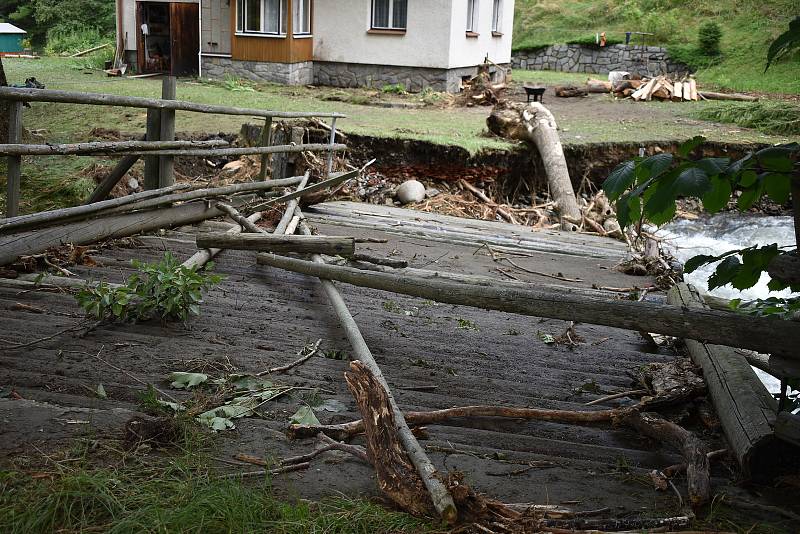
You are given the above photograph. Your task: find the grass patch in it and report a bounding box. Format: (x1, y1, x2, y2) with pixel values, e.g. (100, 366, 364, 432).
(0, 466, 431, 534)
(512, 69, 595, 85)
(690, 101, 800, 135)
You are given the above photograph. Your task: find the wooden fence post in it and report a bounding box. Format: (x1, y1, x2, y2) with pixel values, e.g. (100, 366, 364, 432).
(143, 108, 161, 190)
(5, 101, 22, 217)
(158, 76, 176, 187)
(257, 116, 272, 181)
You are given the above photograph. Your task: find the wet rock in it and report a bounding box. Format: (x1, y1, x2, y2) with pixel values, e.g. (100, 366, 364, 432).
(425, 187, 441, 198)
(396, 180, 426, 204)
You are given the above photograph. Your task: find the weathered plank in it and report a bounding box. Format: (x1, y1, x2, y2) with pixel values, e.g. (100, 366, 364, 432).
(198, 233, 355, 256)
(0, 139, 227, 156)
(255, 254, 800, 358)
(667, 283, 786, 480)
(0, 86, 346, 119)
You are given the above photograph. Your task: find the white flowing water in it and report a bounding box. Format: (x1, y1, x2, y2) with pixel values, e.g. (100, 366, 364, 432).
(658, 214, 796, 396)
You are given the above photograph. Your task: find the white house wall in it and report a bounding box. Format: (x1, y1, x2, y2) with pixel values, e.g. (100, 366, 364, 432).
(313, 0, 455, 69)
(448, 0, 514, 67)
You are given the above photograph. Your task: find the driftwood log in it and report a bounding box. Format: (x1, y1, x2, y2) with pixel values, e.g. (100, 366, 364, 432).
(699, 91, 759, 102)
(197, 233, 355, 256)
(0, 196, 254, 266)
(255, 254, 800, 357)
(487, 101, 580, 230)
(667, 284, 799, 481)
(0, 183, 191, 235)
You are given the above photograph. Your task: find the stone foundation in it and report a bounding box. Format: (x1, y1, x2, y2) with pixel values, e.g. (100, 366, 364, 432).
(511, 44, 690, 77)
(201, 56, 314, 85)
(313, 62, 490, 93)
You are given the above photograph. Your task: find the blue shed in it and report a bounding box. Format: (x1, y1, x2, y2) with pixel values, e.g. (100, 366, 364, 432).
(0, 23, 27, 54)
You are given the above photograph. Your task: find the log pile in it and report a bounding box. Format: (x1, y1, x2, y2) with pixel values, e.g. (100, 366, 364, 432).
(611, 76, 758, 102)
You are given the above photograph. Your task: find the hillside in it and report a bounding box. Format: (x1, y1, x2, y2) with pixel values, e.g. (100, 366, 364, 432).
(512, 0, 799, 94)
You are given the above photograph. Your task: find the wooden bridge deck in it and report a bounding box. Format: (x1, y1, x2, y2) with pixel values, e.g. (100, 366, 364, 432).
(0, 202, 777, 516)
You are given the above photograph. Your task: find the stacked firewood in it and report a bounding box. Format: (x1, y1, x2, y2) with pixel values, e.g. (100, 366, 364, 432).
(613, 75, 700, 101)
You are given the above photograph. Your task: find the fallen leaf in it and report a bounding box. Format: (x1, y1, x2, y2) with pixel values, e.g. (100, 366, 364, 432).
(290, 405, 320, 425)
(169, 372, 208, 390)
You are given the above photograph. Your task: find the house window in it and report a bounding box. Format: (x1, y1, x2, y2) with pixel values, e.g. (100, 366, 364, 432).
(491, 0, 502, 33)
(293, 0, 311, 35)
(466, 0, 479, 33)
(371, 0, 407, 30)
(236, 0, 288, 35)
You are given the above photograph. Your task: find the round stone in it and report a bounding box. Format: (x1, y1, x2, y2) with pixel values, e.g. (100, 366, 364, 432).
(395, 180, 426, 204)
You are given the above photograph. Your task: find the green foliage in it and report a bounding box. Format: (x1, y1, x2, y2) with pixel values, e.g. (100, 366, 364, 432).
(692, 101, 800, 136)
(381, 83, 406, 95)
(75, 252, 223, 323)
(1, 0, 115, 48)
(0, 466, 432, 533)
(44, 27, 110, 55)
(698, 21, 722, 57)
(603, 136, 799, 317)
(766, 16, 800, 71)
(222, 74, 257, 92)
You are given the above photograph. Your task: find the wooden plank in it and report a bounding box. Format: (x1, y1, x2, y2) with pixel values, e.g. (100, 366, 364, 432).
(0, 196, 254, 266)
(5, 101, 22, 217)
(125, 142, 347, 157)
(667, 283, 786, 480)
(254, 254, 800, 358)
(158, 76, 177, 187)
(0, 87, 346, 119)
(143, 108, 160, 190)
(197, 233, 355, 256)
(0, 139, 228, 156)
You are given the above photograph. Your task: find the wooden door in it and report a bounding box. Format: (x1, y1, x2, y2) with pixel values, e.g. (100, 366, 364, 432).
(135, 2, 146, 73)
(169, 2, 199, 76)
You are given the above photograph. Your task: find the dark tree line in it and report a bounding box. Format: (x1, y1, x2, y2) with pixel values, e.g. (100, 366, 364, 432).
(0, 0, 115, 47)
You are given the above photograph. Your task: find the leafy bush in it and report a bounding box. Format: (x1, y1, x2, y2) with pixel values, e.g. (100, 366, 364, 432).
(76, 252, 223, 322)
(44, 27, 111, 55)
(692, 101, 800, 136)
(698, 21, 722, 57)
(641, 10, 679, 43)
(381, 83, 406, 95)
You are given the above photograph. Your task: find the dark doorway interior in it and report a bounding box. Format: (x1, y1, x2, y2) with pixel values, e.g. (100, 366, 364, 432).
(136, 1, 199, 76)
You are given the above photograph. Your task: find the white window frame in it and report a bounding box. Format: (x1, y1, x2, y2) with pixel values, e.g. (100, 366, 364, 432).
(466, 0, 479, 33)
(236, 0, 288, 37)
(293, 0, 312, 36)
(371, 0, 407, 31)
(491, 0, 502, 33)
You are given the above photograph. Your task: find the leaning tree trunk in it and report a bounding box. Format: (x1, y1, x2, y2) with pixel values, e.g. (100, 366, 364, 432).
(487, 101, 581, 231)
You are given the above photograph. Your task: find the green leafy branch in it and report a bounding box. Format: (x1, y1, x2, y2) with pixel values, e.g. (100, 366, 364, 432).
(75, 252, 223, 323)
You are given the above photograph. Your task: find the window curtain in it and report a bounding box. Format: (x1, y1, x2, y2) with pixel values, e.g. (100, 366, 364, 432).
(264, 0, 280, 33)
(392, 0, 407, 29)
(293, 0, 310, 34)
(373, 0, 389, 28)
(492, 0, 502, 31)
(466, 0, 476, 31)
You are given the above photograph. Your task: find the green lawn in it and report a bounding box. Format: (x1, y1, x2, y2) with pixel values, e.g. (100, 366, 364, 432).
(512, 0, 800, 95)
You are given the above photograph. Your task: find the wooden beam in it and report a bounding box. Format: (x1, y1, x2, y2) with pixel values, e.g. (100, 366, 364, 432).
(255, 254, 800, 358)
(0, 139, 228, 156)
(143, 108, 161, 190)
(124, 142, 347, 157)
(667, 283, 792, 481)
(257, 116, 272, 181)
(0, 183, 191, 234)
(158, 76, 176, 188)
(0, 86, 346, 119)
(5, 101, 22, 217)
(197, 233, 355, 255)
(0, 196, 253, 266)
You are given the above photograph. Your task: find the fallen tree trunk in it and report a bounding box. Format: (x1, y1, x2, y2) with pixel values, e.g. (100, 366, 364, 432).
(667, 284, 791, 482)
(699, 91, 758, 102)
(0, 183, 191, 235)
(197, 233, 355, 256)
(0, 196, 253, 266)
(0, 139, 228, 156)
(255, 254, 800, 357)
(487, 102, 580, 230)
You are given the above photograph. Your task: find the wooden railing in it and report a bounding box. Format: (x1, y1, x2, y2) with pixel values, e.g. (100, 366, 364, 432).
(0, 77, 345, 217)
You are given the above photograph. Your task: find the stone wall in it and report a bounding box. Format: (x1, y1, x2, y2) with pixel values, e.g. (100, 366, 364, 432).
(201, 56, 314, 85)
(313, 62, 482, 93)
(511, 44, 690, 77)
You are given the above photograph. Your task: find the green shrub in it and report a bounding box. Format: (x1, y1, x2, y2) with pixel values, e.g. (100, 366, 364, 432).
(641, 10, 679, 43)
(44, 26, 111, 55)
(698, 21, 722, 57)
(76, 252, 223, 322)
(381, 83, 406, 94)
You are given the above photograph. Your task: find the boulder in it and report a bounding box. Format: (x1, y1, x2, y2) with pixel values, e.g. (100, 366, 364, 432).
(395, 180, 426, 204)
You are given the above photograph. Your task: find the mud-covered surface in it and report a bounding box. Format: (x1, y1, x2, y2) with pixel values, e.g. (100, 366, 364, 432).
(2, 208, 794, 519)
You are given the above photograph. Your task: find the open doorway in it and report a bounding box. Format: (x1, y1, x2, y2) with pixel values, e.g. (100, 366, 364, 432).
(136, 1, 199, 76)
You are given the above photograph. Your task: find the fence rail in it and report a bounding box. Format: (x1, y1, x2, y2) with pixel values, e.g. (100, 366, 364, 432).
(1, 77, 344, 218)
